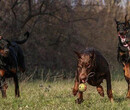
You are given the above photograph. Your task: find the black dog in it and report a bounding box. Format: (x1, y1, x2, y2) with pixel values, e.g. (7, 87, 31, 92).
(0, 32, 29, 97)
(115, 15, 130, 64)
(115, 15, 130, 98)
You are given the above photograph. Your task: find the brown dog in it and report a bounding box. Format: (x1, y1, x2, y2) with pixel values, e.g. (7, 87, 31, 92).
(73, 48, 113, 104)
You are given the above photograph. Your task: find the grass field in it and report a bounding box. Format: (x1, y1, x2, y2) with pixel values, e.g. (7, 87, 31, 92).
(0, 75, 130, 110)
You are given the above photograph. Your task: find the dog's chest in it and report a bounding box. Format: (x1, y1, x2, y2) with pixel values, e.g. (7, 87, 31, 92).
(87, 73, 104, 86)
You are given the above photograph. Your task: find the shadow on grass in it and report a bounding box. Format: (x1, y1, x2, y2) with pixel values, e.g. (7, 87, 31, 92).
(114, 96, 126, 103)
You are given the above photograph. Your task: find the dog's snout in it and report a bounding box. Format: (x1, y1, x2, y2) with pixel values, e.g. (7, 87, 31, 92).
(80, 74, 87, 83)
(4, 49, 9, 55)
(5, 50, 9, 53)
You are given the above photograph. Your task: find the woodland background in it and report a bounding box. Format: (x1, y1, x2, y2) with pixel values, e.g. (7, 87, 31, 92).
(0, 0, 130, 79)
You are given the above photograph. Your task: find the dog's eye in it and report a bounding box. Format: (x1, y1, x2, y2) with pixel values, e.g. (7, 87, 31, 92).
(78, 67, 82, 72)
(78, 64, 82, 68)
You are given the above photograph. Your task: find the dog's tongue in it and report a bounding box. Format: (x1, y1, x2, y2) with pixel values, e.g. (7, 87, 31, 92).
(119, 34, 125, 39)
(82, 80, 85, 83)
(119, 34, 126, 44)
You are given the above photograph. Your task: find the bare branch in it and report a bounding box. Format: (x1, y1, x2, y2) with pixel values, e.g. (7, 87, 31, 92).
(67, 17, 97, 23)
(21, 12, 47, 28)
(11, 0, 18, 20)
(11, 0, 18, 9)
(28, 0, 32, 15)
(49, 33, 66, 46)
(39, 1, 45, 13)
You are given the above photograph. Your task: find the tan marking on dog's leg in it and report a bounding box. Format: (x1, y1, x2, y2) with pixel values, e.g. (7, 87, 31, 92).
(10, 68, 17, 73)
(127, 90, 130, 99)
(124, 63, 130, 79)
(119, 52, 124, 56)
(97, 85, 104, 97)
(0, 69, 5, 77)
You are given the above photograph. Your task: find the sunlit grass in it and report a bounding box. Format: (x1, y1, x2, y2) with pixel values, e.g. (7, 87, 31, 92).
(0, 78, 129, 110)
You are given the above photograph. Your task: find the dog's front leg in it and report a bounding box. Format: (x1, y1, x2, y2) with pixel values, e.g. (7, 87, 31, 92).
(73, 71, 79, 96)
(0, 69, 7, 98)
(123, 63, 130, 98)
(1, 81, 7, 98)
(73, 80, 79, 96)
(75, 91, 84, 104)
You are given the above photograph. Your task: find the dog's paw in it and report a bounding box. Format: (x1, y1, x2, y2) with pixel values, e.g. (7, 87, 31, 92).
(99, 91, 104, 97)
(72, 88, 78, 96)
(4, 83, 8, 89)
(126, 92, 130, 99)
(126, 96, 130, 99)
(75, 98, 84, 104)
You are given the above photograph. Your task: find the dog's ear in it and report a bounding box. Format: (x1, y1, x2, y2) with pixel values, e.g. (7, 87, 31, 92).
(5, 40, 11, 46)
(74, 51, 81, 58)
(114, 19, 119, 25)
(125, 14, 129, 27)
(90, 50, 95, 60)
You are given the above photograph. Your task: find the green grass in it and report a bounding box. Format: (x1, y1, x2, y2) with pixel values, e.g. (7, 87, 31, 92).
(0, 79, 129, 110)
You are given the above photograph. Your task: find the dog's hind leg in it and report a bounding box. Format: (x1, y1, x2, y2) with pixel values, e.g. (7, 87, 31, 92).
(13, 74, 20, 97)
(18, 48, 26, 73)
(96, 85, 104, 97)
(106, 71, 113, 102)
(18, 55, 25, 73)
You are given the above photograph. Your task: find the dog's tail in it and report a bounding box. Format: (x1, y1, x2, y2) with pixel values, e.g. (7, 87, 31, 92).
(14, 31, 30, 44)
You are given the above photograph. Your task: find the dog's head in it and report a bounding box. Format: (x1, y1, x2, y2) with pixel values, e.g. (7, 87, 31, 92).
(115, 15, 130, 36)
(0, 39, 11, 57)
(115, 15, 130, 47)
(74, 50, 95, 83)
(115, 19, 127, 36)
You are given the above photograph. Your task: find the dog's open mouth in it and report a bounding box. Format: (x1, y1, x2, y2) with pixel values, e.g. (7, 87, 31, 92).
(81, 72, 95, 83)
(81, 80, 86, 83)
(118, 33, 126, 39)
(118, 33, 130, 51)
(118, 33, 126, 43)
